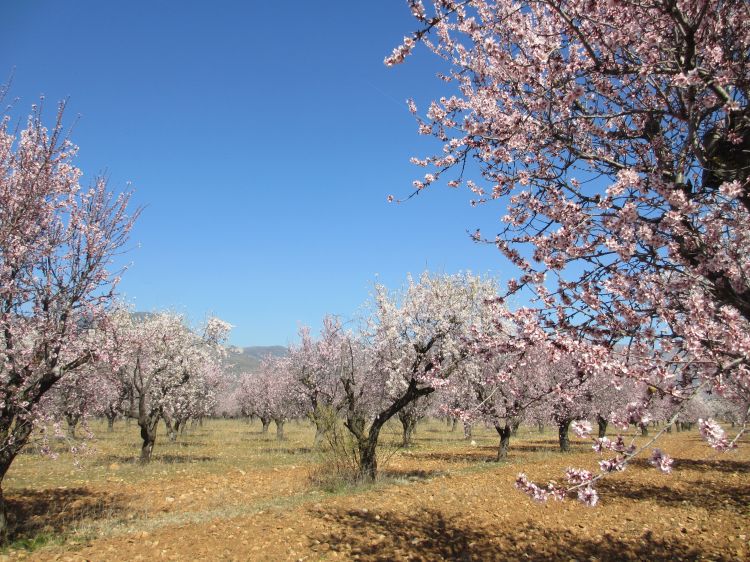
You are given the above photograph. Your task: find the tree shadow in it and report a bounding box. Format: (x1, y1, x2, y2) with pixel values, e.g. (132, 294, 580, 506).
(379, 468, 445, 481)
(629, 457, 750, 474)
(95, 453, 216, 465)
(258, 447, 313, 455)
(309, 507, 725, 561)
(407, 450, 497, 463)
(599, 477, 750, 514)
(6, 488, 127, 542)
(155, 454, 216, 464)
(168, 440, 207, 448)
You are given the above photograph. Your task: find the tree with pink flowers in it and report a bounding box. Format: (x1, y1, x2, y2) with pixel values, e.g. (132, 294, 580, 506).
(286, 317, 347, 447)
(390, 0, 749, 503)
(340, 272, 500, 480)
(114, 312, 230, 462)
(235, 355, 302, 441)
(0, 102, 138, 538)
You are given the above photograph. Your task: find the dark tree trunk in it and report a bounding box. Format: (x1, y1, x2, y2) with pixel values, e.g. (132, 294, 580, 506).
(261, 417, 271, 434)
(495, 423, 512, 460)
(274, 418, 285, 441)
(558, 419, 572, 452)
(510, 418, 520, 437)
(399, 411, 418, 448)
(537, 421, 545, 434)
(65, 413, 80, 440)
(463, 422, 473, 440)
(358, 437, 378, 482)
(313, 421, 326, 448)
(640, 423, 649, 437)
(597, 415, 608, 439)
(164, 416, 177, 442)
(106, 414, 116, 432)
(451, 418, 458, 432)
(0, 418, 34, 543)
(139, 415, 160, 464)
(0, 486, 7, 544)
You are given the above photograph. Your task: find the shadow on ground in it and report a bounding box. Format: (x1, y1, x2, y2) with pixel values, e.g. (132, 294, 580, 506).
(95, 453, 216, 465)
(257, 446, 313, 455)
(309, 507, 726, 561)
(6, 488, 127, 542)
(599, 477, 750, 514)
(629, 456, 750, 474)
(379, 468, 445, 481)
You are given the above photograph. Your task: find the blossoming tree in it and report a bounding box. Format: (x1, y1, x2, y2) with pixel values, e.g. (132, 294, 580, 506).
(0, 103, 138, 538)
(114, 312, 230, 462)
(390, 0, 749, 502)
(341, 272, 500, 480)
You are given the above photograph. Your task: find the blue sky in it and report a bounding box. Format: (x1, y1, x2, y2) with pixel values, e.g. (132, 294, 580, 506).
(1, 1, 510, 346)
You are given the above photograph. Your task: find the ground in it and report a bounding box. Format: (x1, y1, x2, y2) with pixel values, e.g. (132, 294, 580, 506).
(2, 419, 748, 561)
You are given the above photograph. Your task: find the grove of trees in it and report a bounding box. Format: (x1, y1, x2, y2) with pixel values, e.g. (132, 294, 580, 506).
(0, 0, 747, 545)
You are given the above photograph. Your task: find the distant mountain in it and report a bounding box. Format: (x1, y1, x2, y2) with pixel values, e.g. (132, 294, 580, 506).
(225, 345, 288, 374)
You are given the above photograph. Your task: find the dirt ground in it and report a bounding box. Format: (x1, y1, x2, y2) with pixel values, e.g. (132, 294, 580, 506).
(2, 419, 748, 561)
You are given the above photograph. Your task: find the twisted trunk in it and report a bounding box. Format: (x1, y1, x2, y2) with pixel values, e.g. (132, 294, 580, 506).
(274, 418, 286, 441)
(495, 423, 512, 460)
(558, 418, 572, 453)
(260, 417, 271, 434)
(597, 415, 608, 439)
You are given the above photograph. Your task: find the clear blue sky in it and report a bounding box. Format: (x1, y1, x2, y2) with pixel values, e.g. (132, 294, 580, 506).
(1, 0, 510, 346)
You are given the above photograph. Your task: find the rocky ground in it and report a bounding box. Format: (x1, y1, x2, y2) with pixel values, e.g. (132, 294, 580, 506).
(2, 420, 748, 561)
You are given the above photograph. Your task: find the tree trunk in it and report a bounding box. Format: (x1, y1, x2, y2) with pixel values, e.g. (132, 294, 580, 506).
(463, 422, 473, 440)
(0, 486, 7, 544)
(495, 423, 511, 460)
(357, 436, 378, 482)
(510, 418, 520, 437)
(640, 423, 649, 437)
(274, 418, 285, 441)
(451, 418, 458, 432)
(313, 421, 326, 448)
(164, 417, 177, 442)
(139, 416, 159, 464)
(537, 421, 545, 434)
(106, 414, 116, 432)
(261, 417, 271, 434)
(558, 419, 572, 452)
(597, 415, 608, 439)
(65, 413, 80, 440)
(399, 410, 418, 448)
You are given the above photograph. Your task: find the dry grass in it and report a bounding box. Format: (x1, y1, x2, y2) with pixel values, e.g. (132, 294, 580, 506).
(2, 418, 748, 560)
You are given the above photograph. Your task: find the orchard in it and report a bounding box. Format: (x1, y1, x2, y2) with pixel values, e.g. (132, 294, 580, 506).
(0, 0, 748, 559)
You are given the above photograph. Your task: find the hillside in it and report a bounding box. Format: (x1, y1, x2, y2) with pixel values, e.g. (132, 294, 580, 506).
(225, 345, 288, 374)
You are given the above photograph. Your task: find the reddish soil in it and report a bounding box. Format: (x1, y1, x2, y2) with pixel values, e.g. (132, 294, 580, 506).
(3, 426, 748, 561)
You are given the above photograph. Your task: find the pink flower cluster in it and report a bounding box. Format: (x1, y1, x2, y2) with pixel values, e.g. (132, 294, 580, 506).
(698, 418, 736, 452)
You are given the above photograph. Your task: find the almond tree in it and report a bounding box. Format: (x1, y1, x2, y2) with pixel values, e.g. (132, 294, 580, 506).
(0, 103, 137, 538)
(235, 356, 302, 441)
(341, 272, 500, 481)
(115, 312, 229, 462)
(391, 0, 749, 503)
(286, 318, 346, 447)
